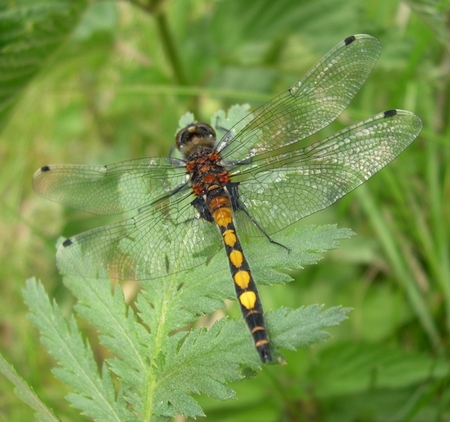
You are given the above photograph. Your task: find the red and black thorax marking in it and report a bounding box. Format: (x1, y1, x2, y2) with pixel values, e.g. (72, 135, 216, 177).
(175, 123, 272, 362)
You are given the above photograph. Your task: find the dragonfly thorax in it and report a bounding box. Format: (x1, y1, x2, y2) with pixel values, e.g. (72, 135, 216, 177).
(186, 146, 230, 197)
(176, 123, 217, 158)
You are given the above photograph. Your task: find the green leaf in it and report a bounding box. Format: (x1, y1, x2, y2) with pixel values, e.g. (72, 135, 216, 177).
(248, 225, 354, 285)
(312, 341, 450, 398)
(209, 0, 360, 59)
(177, 111, 195, 131)
(269, 305, 350, 352)
(23, 278, 138, 422)
(0, 352, 59, 422)
(0, 0, 89, 131)
(24, 104, 354, 418)
(28, 221, 351, 419)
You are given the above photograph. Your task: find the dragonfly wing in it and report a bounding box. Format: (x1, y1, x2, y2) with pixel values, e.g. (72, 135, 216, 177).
(56, 190, 223, 281)
(232, 110, 422, 237)
(33, 157, 186, 214)
(221, 34, 382, 162)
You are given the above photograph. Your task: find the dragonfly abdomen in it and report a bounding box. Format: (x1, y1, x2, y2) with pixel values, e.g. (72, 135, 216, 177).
(208, 193, 272, 362)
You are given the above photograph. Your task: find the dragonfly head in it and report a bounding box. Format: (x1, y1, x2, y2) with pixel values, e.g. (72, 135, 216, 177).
(176, 123, 216, 158)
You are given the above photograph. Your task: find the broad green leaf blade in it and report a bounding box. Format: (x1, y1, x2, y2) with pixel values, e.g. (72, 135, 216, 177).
(312, 341, 450, 398)
(23, 278, 138, 422)
(210, 0, 360, 55)
(0, 353, 59, 422)
(0, 0, 89, 131)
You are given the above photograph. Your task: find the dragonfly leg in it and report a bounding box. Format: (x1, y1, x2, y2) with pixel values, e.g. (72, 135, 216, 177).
(192, 196, 214, 222)
(168, 144, 187, 164)
(227, 183, 291, 253)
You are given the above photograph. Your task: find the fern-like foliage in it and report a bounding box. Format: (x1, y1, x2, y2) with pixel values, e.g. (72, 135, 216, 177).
(21, 99, 353, 419)
(24, 223, 351, 420)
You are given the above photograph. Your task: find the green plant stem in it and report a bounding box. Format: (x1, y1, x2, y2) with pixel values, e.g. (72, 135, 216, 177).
(154, 8, 188, 85)
(131, 0, 187, 85)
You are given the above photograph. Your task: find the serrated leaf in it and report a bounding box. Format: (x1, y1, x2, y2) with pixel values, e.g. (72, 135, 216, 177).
(268, 305, 351, 353)
(62, 275, 149, 413)
(247, 225, 354, 285)
(56, 215, 350, 417)
(26, 102, 355, 418)
(149, 320, 254, 418)
(177, 112, 195, 131)
(211, 104, 252, 140)
(36, 219, 351, 418)
(0, 352, 59, 422)
(23, 278, 138, 422)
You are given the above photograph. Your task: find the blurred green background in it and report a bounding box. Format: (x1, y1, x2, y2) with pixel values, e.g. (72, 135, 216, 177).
(1, 0, 449, 420)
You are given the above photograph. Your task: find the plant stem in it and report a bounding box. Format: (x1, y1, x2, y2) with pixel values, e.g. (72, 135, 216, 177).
(131, 0, 187, 85)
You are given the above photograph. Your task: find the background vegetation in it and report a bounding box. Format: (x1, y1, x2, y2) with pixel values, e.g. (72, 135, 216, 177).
(0, 0, 449, 420)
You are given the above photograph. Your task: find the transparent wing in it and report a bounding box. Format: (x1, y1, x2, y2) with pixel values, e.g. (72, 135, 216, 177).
(56, 189, 223, 281)
(231, 110, 422, 237)
(32, 157, 187, 214)
(221, 34, 381, 162)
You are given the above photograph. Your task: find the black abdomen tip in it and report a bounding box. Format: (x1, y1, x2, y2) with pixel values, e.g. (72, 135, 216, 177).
(257, 344, 272, 363)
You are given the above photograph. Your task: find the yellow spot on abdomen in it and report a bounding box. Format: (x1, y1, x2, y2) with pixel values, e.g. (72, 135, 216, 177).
(229, 250, 244, 268)
(239, 291, 257, 309)
(213, 207, 232, 227)
(234, 270, 250, 289)
(222, 229, 237, 247)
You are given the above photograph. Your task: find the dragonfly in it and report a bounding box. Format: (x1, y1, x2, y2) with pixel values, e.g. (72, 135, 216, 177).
(33, 34, 422, 363)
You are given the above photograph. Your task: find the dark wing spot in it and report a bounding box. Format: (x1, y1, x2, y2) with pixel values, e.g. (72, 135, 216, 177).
(383, 109, 397, 118)
(62, 238, 73, 247)
(41, 165, 51, 172)
(344, 35, 356, 46)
